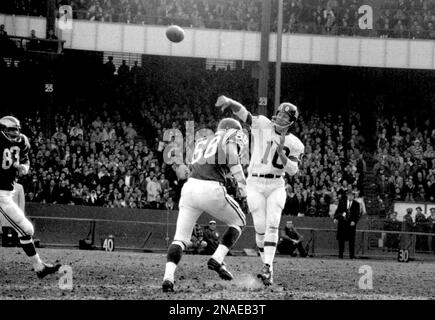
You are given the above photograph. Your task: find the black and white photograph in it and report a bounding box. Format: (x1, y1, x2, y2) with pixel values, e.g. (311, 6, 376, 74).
(0, 0, 434, 310)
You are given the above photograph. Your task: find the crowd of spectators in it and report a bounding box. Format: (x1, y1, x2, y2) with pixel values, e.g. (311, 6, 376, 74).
(282, 112, 367, 217)
(2, 52, 367, 221)
(20, 108, 186, 211)
(383, 207, 435, 253)
(4, 51, 434, 219)
(373, 115, 435, 203)
(2, 0, 435, 39)
(2, 54, 369, 217)
(377, 0, 435, 39)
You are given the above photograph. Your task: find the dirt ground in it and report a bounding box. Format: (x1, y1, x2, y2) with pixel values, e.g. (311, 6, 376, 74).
(0, 247, 434, 300)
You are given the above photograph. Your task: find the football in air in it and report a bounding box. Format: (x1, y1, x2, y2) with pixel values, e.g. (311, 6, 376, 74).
(166, 25, 185, 43)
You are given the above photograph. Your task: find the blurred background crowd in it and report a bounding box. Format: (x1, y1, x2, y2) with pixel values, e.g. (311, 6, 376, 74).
(1, 0, 435, 39)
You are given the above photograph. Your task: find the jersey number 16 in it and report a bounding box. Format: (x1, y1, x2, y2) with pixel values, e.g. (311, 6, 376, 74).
(261, 141, 290, 169)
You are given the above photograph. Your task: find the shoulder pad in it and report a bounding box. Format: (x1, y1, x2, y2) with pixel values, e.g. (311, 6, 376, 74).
(252, 115, 272, 128)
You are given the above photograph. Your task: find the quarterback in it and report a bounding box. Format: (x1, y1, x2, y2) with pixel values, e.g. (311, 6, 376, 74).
(162, 117, 249, 292)
(216, 96, 304, 286)
(0, 116, 61, 278)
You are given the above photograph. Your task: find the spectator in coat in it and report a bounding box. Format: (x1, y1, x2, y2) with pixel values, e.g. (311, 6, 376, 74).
(428, 208, 435, 253)
(383, 211, 401, 251)
(42, 179, 59, 203)
(415, 206, 428, 252)
(334, 190, 360, 259)
(401, 207, 415, 251)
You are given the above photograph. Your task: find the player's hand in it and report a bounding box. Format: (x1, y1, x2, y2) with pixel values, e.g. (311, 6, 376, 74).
(238, 184, 247, 198)
(350, 221, 355, 226)
(333, 219, 338, 224)
(14, 163, 27, 175)
(215, 95, 231, 111)
(277, 129, 287, 153)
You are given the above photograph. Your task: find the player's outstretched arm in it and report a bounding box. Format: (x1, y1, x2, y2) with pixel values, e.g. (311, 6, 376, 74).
(215, 95, 253, 126)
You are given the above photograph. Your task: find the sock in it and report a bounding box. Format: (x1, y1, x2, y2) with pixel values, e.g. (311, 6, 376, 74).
(30, 253, 44, 272)
(163, 242, 184, 282)
(212, 244, 229, 264)
(256, 232, 265, 264)
(263, 246, 276, 272)
(264, 230, 279, 272)
(258, 247, 265, 264)
(221, 226, 241, 249)
(163, 262, 177, 283)
(20, 236, 44, 271)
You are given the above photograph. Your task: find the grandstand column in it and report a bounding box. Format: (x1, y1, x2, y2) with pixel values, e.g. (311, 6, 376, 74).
(274, 0, 283, 113)
(46, 0, 56, 38)
(258, 0, 271, 116)
(44, 71, 55, 136)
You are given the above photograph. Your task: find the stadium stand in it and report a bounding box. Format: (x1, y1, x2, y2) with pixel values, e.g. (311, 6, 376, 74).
(1, 0, 435, 39)
(0, 55, 371, 217)
(372, 115, 435, 203)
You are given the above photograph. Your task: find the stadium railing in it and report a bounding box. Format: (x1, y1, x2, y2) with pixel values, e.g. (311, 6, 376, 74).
(16, 215, 435, 262)
(4, 35, 66, 54)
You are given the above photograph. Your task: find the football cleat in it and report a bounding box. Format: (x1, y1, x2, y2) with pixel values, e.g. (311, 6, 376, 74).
(162, 279, 174, 293)
(257, 264, 273, 286)
(207, 258, 233, 281)
(36, 262, 61, 279)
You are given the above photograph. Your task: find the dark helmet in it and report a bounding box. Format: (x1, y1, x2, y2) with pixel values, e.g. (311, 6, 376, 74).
(272, 102, 299, 134)
(0, 116, 21, 142)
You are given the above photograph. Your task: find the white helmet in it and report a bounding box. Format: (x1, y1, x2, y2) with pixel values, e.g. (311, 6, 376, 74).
(0, 116, 21, 142)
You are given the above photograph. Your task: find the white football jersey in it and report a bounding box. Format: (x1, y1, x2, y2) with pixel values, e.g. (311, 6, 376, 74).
(248, 115, 304, 176)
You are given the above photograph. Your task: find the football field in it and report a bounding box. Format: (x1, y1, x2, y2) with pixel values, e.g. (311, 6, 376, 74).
(0, 247, 434, 300)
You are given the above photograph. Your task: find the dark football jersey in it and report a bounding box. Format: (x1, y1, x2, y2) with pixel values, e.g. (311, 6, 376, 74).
(190, 129, 244, 184)
(0, 133, 30, 191)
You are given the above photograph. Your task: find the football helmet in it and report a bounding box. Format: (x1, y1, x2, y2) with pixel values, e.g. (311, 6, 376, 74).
(217, 117, 242, 131)
(217, 118, 248, 156)
(0, 116, 21, 142)
(272, 102, 299, 134)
